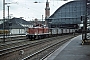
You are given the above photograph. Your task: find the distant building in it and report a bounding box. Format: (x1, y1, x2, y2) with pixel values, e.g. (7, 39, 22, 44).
(0, 18, 33, 34)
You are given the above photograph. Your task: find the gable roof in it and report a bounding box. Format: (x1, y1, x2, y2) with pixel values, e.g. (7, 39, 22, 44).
(12, 18, 32, 25)
(0, 18, 33, 29)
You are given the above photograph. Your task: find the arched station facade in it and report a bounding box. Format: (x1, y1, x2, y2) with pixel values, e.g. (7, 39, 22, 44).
(46, 0, 88, 29)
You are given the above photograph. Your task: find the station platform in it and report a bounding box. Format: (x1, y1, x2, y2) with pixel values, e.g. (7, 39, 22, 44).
(45, 35, 90, 60)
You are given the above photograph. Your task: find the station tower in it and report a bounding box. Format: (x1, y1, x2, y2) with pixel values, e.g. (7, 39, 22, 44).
(45, 0, 50, 19)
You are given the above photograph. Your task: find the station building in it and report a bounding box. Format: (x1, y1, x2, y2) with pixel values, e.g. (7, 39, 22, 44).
(46, 0, 90, 29)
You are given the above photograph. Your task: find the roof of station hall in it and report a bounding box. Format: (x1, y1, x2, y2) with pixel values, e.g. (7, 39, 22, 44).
(47, 0, 90, 24)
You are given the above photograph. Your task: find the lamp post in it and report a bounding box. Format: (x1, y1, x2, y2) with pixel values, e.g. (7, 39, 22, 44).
(7, 6, 10, 20)
(83, 0, 87, 40)
(3, 0, 12, 42)
(3, 0, 11, 42)
(7, 6, 11, 36)
(82, 0, 89, 44)
(3, 0, 5, 42)
(42, 15, 44, 33)
(3, 0, 16, 42)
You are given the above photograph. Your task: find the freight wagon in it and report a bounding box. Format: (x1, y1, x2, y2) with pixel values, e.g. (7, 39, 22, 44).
(26, 26, 75, 40)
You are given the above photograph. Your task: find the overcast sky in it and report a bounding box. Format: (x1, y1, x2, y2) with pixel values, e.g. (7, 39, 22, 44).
(0, 0, 72, 21)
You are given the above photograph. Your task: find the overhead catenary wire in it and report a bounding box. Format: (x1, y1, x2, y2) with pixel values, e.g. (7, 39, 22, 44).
(13, 1, 45, 19)
(13, 3, 42, 13)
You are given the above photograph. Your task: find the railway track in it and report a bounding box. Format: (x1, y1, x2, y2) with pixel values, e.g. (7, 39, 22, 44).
(22, 36, 72, 60)
(0, 34, 76, 60)
(0, 35, 53, 56)
(0, 35, 26, 43)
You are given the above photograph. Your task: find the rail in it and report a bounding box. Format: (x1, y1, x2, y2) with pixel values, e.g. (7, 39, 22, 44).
(22, 37, 73, 60)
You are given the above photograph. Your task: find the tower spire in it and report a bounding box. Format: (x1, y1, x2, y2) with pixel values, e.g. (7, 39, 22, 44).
(47, 0, 48, 2)
(45, 0, 50, 19)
